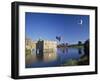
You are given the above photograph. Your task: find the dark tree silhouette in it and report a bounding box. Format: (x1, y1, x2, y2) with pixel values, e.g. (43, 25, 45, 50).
(81, 39, 89, 64)
(84, 39, 89, 57)
(78, 41, 82, 54)
(78, 41, 82, 45)
(78, 39, 89, 65)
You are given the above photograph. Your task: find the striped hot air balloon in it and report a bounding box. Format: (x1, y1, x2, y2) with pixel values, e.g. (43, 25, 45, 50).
(56, 36, 62, 42)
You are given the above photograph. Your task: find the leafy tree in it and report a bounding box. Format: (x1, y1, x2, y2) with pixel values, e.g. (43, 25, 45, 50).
(84, 39, 89, 57)
(26, 49, 31, 56)
(78, 41, 82, 45)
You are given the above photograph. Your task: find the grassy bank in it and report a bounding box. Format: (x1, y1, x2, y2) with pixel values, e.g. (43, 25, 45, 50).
(62, 55, 89, 66)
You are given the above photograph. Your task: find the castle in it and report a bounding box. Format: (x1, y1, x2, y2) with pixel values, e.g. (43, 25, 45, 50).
(25, 38, 57, 63)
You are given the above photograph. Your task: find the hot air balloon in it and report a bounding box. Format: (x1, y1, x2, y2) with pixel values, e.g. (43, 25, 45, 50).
(56, 36, 61, 42)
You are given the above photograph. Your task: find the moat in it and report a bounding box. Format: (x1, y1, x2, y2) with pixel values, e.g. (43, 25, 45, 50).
(26, 47, 84, 68)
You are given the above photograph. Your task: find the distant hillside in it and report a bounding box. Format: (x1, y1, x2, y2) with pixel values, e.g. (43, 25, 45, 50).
(57, 43, 84, 48)
(68, 44, 84, 48)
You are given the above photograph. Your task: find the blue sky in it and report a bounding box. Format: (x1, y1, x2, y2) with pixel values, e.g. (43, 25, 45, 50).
(25, 12, 89, 44)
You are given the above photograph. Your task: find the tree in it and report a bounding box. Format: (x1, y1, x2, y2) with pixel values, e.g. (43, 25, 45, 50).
(78, 41, 82, 54)
(78, 41, 82, 46)
(84, 39, 89, 56)
(25, 49, 31, 56)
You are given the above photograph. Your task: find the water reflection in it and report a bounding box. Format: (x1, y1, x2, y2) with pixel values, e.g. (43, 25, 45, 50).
(26, 49, 57, 65)
(25, 47, 84, 68)
(58, 48, 68, 54)
(78, 48, 82, 54)
(43, 51, 57, 62)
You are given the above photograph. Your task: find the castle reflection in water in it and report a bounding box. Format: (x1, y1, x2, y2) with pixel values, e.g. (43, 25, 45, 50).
(25, 38, 57, 65)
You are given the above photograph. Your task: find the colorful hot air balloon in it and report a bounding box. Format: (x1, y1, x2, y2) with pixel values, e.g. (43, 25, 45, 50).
(56, 36, 61, 42)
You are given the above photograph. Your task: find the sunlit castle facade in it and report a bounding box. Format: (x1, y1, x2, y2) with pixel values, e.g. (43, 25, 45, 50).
(43, 40, 57, 62)
(25, 37, 58, 62)
(25, 38, 37, 64)
(25, 38, 36, 55)
(36, 40, 57, 62)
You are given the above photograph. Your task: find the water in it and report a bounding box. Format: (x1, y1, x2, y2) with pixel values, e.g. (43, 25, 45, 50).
(26, 48, 84, 68)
